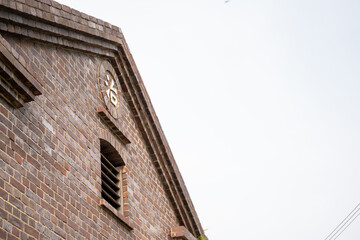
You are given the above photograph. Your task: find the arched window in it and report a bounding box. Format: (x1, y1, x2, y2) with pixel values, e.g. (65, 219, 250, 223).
(100, 139, 124, 210)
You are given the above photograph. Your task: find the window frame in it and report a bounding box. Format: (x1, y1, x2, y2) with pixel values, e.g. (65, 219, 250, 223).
(99, 139, 133, 230)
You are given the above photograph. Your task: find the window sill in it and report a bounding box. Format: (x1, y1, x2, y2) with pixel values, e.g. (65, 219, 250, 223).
(99, 198, 133, 230)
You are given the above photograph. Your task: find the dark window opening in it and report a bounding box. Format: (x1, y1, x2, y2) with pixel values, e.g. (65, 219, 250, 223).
(100, 139, 124, 210)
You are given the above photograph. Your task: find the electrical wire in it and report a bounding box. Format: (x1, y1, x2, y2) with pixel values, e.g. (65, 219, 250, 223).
(324, 202, 360, 240)
(332, 210, 360, 240)
(329, 208, 360, 240)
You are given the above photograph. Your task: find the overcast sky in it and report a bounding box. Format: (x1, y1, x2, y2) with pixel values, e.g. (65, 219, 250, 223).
(57, 0, 360, 239)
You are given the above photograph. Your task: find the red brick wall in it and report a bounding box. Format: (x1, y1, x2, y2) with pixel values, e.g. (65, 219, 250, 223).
(0, 34, 180, 240)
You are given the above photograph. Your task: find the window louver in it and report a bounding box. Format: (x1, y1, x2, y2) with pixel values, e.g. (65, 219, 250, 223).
(101, 153, 121, 209)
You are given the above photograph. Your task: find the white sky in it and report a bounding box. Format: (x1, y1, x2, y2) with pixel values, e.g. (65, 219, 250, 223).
(56, 0, 360, 239)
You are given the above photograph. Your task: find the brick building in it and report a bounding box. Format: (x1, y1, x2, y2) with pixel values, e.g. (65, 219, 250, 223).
(0, 0, 204, 239)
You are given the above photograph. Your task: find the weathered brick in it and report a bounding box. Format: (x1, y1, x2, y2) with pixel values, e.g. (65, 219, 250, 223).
(0, 0, 203, 239)
(0, 104, 8, 117)
(10, 177, 25, 193)
(0, 113, 12, 129)
(28, 123, 42, 138)
(25, 189, 40, 204)
(55, 131, 67, 146)
(40, 182, 54, 198)
(0, 207, 8, 219)
(54, 162, 66, 175)
(11, 141, 26, 159)
(3, 220, 11, 232)
(7, 233, 19, 240)
(12, 207, 20, 218)
(26, 155, 40, 170)
(0, 228, 6, 239)
(25, 224, 39, 238)
(14, 152, 22, 164)
(0, 187, 8, 200)
(8, 215, 23, 229)
(20, 232, 28, 240)
(11, 226, 19, 237)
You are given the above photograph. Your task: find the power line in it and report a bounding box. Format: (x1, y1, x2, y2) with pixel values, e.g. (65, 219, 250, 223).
(324, 201, 360, 240)
(328, 205, 360, 239)
(332, 210, 360, 240)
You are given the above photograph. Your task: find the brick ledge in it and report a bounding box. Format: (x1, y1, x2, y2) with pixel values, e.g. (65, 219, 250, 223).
(171, 226, 197, 240)
(100, 198, 133, 230)
(0, 34, 42, 108)
(97, 106, 131, 144)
